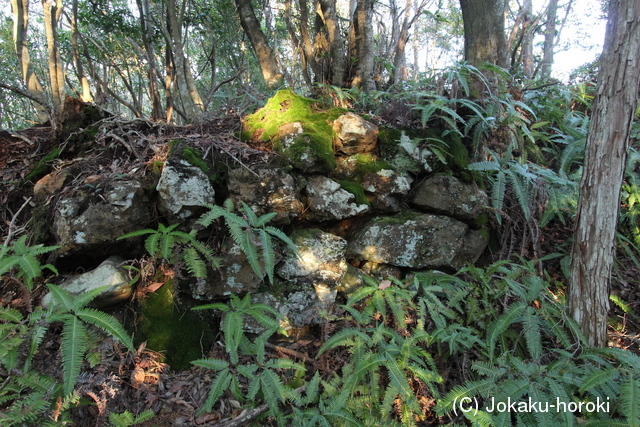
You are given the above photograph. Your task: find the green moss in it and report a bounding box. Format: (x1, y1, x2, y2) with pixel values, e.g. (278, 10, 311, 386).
(338, 180, 370, 205)
(133, 281, 215, 371)
(242, 89, 346, 172)
(351, 153, 391, 179)
(24, 148, 61, 183)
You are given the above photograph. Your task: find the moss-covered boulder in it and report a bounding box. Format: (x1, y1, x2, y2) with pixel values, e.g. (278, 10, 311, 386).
(241, 89, 346, 173)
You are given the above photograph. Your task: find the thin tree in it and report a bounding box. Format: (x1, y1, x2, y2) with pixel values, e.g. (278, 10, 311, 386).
(569, 0, 640, 347)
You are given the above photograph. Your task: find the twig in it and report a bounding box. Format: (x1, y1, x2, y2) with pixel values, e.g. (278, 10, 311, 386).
(3, 196, 32, 247)
(264, 342, 315, 365)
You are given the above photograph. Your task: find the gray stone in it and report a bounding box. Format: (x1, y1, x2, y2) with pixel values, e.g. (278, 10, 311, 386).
(382, 131, 443, 174)
(190, 240, 282, 299)
(277, 228, 348, 291)
(346, 211, 487, 270)
(157, 159, 215, 220)
(275, 123, 331, 174)
(306, 176, 369, 221)
(52, 178, 151, 257)
(411, 174, 489, 221)
(228, 167, 303, 225)
(332, 113, 378, 155)
(43, 256, 133, 309)
(362, 169, 413, 212)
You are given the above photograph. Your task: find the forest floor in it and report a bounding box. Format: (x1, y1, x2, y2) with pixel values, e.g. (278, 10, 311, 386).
(1, 110, 639, 426)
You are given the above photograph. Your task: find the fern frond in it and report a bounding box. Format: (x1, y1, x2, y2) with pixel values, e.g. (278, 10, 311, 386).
(619, 374, 640, 425)
(75, 308, 134, 351)
(521, 306, 542, 360)
(487, 301, 526, 359)
(184, 247, 207, 278)
(198, 368, 232, 415)
(264, 226, 301, 258)
(260, 229, 275, 284)
(578, 368, 620, 394)
(506, 169, 531, 221)
(117, 228, 156, 240)
(159, 233, 175, 260)
(60, 314, 88, 395)
(492, 170, 507, 223)
(46, 284, 75, 311)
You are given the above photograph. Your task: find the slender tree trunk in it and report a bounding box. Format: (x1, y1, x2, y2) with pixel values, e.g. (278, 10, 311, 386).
(137, 0, 163, 120)
(235, 0, 283, 88)
(318, 0, 346, 87)
(11, 0, 49, 122)
(42, 0, 65, 114)
(569, 0, 640, 348)
(541, 0, 558, 78)
(70, 0, 91, 102)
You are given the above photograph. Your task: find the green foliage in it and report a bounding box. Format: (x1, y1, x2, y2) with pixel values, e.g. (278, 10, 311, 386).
(198, 199, 300, 284)
(23, 149, 61, 183)
(108, 409, 155, 427)
(193, 294, 303, 419)
(0, 284, 133, 424)
(0, 235, 59, 291)
(468, 146, 538, 224)
(337, 180, 370, 205)
(118, 223, 219, 278)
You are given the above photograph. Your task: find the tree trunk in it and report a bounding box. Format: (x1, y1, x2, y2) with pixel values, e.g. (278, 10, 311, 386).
(318, 0, 346, 87)
(569, 0, 640, 348)
(70, 0, 91, 102)
(11, 0, 49, 122)
(459, 0, 507, 68)
(541, 0, 558, 78)
(235, 0, 283, 88)
(42, 0, 65, 114)
(350, 0, 375, 90)
(137, 0, 163, 120)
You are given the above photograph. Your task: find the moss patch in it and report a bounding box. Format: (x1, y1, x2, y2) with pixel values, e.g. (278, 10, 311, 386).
(132, 280, 215, 371)
(338, 180, 370, 206)
(242, 89, 346, 172)
(23, 148, 61, 183)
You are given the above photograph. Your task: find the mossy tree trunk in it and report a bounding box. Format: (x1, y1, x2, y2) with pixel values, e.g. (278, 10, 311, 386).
(569, 0, 640, 348)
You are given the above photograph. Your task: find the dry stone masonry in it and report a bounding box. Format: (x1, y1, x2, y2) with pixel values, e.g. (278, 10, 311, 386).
(38, 89, 490, 332)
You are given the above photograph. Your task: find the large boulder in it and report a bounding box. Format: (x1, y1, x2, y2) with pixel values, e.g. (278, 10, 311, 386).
(157, 159, 215, 221)
(52, 178, 152, 260)
(42, 256, 133, 309)
(332, 112, 378, 155)
(346, 211, 487, 270)
(228, 167, 303, 225)
(410, 174, 488, 221)
(277, 228, 348, 291)
(305, 176, 369, 221)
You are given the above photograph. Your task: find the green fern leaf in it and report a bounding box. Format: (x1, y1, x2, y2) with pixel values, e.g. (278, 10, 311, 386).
(117, 228, 156, 240)
(506, 169, 531, 221)
(46, 283, 75, 311)
(145, 232, 161, 257)
(159, 233, 175, 260)
(264, 226, 301, 258)
(619, 375, 640, 425)
(255, 211, 278, 228)
(71, 285, 111, 310)
(184, 247, 207, 278)
(578, 368, 620, 394)
(487, 301, 526, 359)
(198, 368, 232, 415)
(260, 229, 275, 284)
(60, 314, 88, 395)
(522, 306, 542, 360)
(76, 308, 134, 351)
(492, 170, 507, 224)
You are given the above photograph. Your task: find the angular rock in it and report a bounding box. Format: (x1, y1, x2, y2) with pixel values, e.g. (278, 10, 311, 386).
(242, 291, 329, 334)
(332, 112, 378, 155)
(362, 169, 413, 212)
(228, 167, 303, 225)
(411, 174, 489, 221)
(53, 178, 152, 259)
(306, 176, 368, 221)
(346, 211, 487, 270)
(277, 228, 348, 291)
(42, 256, 133, 309)
(157, 159, 215, 220)
(382, 131, 443, 174)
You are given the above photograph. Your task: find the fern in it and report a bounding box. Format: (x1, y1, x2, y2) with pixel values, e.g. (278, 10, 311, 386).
(198, 200, 300, 283)
(0, 235, 59, 290)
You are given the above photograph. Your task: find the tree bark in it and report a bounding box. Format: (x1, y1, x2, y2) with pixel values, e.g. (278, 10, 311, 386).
(569, 0, 640, 348)
(70, 0, 91, 102)
(459, 0, 507, 68)
(11, 0, 49, 123)
(42, 0, 65, 114)
(137, 0, 163, 120)
(350, 0, 375, 90)
(541, 0, 559, 78)
(235, 0, 283, 88)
